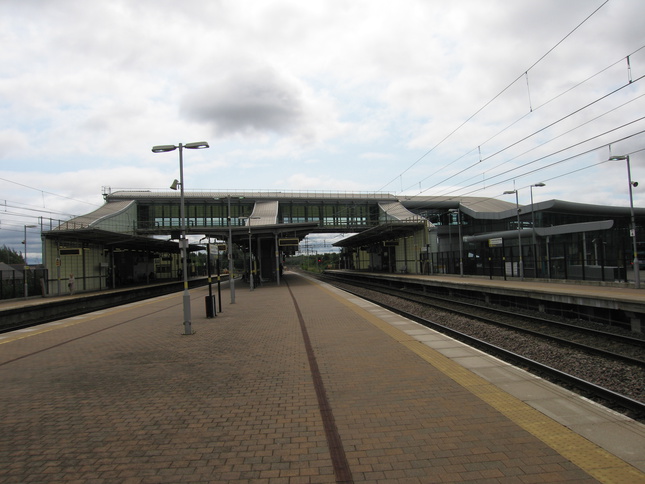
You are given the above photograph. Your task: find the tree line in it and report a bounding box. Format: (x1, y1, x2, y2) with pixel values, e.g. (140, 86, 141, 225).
(0, 245, 24, 264)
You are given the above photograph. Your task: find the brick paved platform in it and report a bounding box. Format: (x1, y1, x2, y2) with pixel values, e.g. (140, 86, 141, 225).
(1, 271, 644, 483)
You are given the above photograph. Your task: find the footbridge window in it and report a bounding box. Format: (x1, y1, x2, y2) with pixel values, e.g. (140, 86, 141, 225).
(279, 202, 376, 229)
(139, 201, 254, 230)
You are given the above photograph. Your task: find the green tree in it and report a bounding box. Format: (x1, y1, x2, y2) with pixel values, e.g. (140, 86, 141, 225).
(293, 252, 340, 273)
(0, 245, 24, 264)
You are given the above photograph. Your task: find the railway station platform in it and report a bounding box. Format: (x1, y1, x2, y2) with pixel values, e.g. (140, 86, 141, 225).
(1, 271, 644, 483)
(325, 270, 645, 333)
(350, 271, 645, 303)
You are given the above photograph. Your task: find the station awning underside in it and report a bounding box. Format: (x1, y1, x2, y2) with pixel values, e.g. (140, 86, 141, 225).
(44, 228, 192, 253)
(44, 221, 322, 254)
(333, 221, 426, 248)
(202, 222, 320, 241)
(462, 220, 615, 243)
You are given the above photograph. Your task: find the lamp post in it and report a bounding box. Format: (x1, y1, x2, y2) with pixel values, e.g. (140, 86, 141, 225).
(227, 195, 236, 304)
(449, 209, 463, 276)
(223, 194, 246, 303)
(239, 216, 260, 290)
(530, 183, 545, 277)
(152, 141, 210, 335)
(23, 224, 37, 298)
(503, 189, 523, 280)
(610, 155, 640, 288)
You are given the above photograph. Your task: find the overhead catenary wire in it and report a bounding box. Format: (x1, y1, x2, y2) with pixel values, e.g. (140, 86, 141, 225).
(452, 94, 645, 192)
(0, 200, 81, 219)
(376, 0, 610, 193)
(478, 73, 645, 167)
(450, 131, 645, 200)
(403, 53, 645, 197)
(403, 76, 644, 205)
(403, 129, 645, 215)
(534, 148, 645, 191)
(419, 113, 645, 201)
(0, 176, 102, 209)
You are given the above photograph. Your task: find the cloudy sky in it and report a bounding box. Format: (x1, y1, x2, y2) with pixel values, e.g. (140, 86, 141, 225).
(1, 0, 644, 261)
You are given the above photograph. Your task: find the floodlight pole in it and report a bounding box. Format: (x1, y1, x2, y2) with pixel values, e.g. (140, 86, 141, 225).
(449, 209, 463, 276)
(530, 183, 545, 277)
(248, 221, 254, 290)
(152, 141, 209, 334)
(610, 155, 640, 288)
(240, 216, 260, 290)
(177, 144, 191, 333)
(504, 189, 523, 280)
(228, 195, 236, 303)
(23, 224, 37, 298)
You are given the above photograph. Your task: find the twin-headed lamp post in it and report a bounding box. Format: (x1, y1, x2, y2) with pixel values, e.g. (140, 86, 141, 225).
(152, 141, 210, 334)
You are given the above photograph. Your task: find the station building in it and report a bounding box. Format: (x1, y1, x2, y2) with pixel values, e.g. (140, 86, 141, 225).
(40, 189, 645, 295)
(336, 197, 645, 283)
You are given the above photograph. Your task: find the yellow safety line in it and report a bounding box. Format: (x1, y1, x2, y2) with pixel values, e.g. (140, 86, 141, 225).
(311, 279, 645, 484)
(0, 293, 177, 345)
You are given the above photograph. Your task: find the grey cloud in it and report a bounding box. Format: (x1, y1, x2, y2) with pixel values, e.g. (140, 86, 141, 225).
(181, 68, 305, 136)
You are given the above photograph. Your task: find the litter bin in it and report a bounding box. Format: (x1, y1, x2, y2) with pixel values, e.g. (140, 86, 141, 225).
(205, 295, 216, 318)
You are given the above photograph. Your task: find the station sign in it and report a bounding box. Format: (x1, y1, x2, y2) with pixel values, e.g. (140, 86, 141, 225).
(279, 238, 300, 246)
(488, 237, 503, 247)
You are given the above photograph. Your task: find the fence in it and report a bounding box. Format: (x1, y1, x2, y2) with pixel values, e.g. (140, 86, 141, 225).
(428, 247, 631, 283)
(0, 269, 48, 300)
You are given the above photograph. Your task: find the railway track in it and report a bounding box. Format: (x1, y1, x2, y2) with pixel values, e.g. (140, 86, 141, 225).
(323, 273, 645, 365)
(318, 272, 645, 420)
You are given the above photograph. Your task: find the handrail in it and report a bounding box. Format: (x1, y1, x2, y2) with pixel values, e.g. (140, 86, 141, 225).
(103, 188, 397, 200)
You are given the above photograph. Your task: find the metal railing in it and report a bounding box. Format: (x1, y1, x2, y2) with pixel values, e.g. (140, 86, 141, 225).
(103, 187, 397, 200)
(0, 269, 48, 300)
